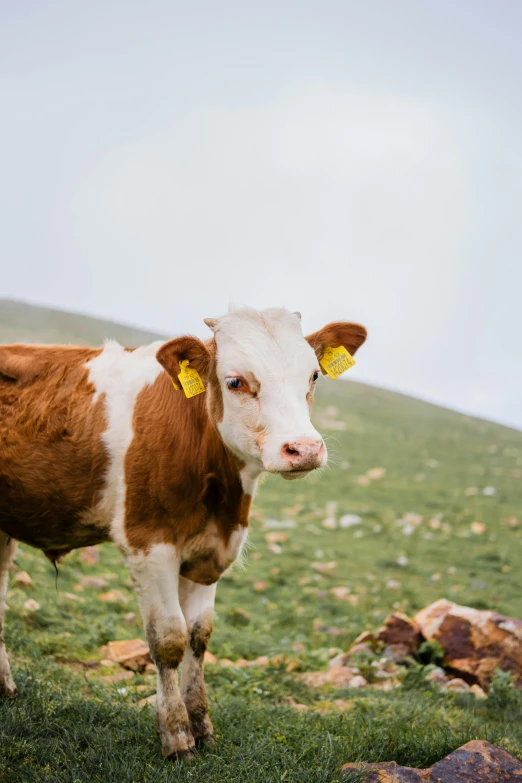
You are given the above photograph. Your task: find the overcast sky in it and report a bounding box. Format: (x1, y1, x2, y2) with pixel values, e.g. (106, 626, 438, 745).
(1, 1, 521, 429)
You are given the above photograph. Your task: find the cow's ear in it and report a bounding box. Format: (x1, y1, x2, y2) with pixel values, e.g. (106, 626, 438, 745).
(156, 336, 213, 380)
(306, 322, 367, 372)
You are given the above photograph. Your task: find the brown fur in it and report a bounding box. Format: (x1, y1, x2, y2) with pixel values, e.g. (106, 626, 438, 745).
(124, 371, 248, 561)
(0, 345, 110, 554)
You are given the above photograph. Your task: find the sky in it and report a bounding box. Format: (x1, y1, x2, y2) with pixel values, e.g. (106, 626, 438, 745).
(1, 1, 521, 429)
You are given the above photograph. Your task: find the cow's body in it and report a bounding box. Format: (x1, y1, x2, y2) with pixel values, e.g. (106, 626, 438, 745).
(0, 307, 366, 759)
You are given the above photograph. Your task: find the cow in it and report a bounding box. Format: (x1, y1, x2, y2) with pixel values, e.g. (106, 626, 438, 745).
(0, 307, 367, 759)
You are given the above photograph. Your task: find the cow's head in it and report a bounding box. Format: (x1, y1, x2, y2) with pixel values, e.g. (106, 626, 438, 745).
(157, 308, 366, 480)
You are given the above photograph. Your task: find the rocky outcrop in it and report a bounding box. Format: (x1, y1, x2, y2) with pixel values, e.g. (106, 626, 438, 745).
(341, 740, 522, 781)
(414, 599, 522, 688)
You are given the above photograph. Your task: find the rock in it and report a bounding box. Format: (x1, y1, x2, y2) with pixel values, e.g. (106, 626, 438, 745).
(102, 670, 135, 683)
(330, 587, 351, 600)
(376, 612, 422, 653)
(62, 592, 83, 602)
(104, 639, 152, 673)
(137, 693, 157, 708)
(446, 677, 471, 693)
(203, 651, 217, 665)
(382, 643, 411, 664)
(328, 652, 352, 670)
(283, 696, 309, 713)
(23, 599, 40, 611)
(297, 667, 360, 688)
(339, 514, 362, 528)
(78, 576, 108, 590)
(471, 684, 487, 699)
(265, 532, 288, 544)
(79, 546, 100, 565)
(350, 631, 375, 648)
(253, 581, 267, 592)
(341, 740, 522, 781)
(98, 590, 128, 603)
(124, 612, 138, 625)
(426, 667, 448, 687)
(347, 675, 368, 688)
(13, 571, 33, 588)
(285, 661, 299, 673)
(414, 599, 522, 689)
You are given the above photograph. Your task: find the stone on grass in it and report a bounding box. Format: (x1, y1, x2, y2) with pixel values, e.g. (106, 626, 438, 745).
(426, 667, 448, 687)
(23, 599, 40, 611)
(98, 590, 128, 603)
(137, 693, 157, 708)
(203, 651, 217, 665)
(341, 740, 522, 781)
(78, 576, 108, 590)
(79, 546, 100, 565)
(283, 696, 309, 713)
(297, 667, 360, 688)
(347, 675, 368, 688)
(102, 670, 135, 684)
(376, 612, 422, 653)
(104, 639, 152, 672)
(13, 571, 33, 588)
(446, 677, 471, 693)
(471, 684, 487, 699)
(382, 643, 411, 664)
(414, 599, 522, 688)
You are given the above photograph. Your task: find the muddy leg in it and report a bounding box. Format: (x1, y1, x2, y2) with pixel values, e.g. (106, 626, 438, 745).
(0, 532, 18, 697)
(127, 543, 195, 759)
(179, 578, 216, 746)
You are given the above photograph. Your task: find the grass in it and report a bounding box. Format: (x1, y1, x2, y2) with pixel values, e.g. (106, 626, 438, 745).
(1, 304, 522, 781)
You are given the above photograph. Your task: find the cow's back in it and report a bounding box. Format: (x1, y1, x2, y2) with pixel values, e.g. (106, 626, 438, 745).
(0, 343, 109, 552)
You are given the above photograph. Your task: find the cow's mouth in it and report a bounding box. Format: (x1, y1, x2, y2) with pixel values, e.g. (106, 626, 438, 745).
(279, 469, 312, 481)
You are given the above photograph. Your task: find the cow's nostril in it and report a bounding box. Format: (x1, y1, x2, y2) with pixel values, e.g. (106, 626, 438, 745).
(284, 445, 299, 457)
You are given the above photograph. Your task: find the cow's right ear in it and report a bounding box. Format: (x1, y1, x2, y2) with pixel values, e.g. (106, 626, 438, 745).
(156, 336, 213, 380)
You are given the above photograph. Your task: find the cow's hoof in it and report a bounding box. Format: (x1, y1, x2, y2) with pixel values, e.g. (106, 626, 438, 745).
(0, 682, 18, 699)
(195, 733, 216, 748)
(167, 746, 197, 761)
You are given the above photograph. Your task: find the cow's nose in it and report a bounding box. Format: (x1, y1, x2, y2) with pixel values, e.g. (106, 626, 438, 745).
(280, 439, 326, 470)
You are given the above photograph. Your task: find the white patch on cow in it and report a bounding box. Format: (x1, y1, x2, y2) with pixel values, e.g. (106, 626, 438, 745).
(85, 340, 164, 550)
(225, 525, 249, 565)
(240, 464, 262, 495)
(127, 541, 182, 614)
(209, 308, 326, 475)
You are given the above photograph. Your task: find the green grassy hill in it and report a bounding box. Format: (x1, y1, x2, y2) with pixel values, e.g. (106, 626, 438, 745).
(1, 299, 521, 782)
(0, 299, 163, 346)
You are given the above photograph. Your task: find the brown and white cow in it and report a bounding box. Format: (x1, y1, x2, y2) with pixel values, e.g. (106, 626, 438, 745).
(0, 307, 366, 759)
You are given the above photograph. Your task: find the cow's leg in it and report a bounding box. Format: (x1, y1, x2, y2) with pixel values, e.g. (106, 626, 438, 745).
(0, 532, 18, 698)
(179, 578, 216, 746)
(127, 544, 195, 759)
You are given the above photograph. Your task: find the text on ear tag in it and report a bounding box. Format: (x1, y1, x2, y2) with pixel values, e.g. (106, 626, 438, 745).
(320, 345, 355, 379)
(178, 360, 205, 398)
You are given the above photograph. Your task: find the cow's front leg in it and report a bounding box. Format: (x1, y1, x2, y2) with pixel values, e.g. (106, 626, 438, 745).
(179, 578, 216, 746)
(127, 544, 195, 759)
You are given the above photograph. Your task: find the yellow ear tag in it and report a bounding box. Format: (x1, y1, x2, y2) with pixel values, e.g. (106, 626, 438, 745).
(177, 359, 205, 398)
(320, 345, 355, 379)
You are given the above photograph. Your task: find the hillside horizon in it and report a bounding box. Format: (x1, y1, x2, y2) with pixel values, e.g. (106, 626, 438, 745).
(1, 297, 519, 435)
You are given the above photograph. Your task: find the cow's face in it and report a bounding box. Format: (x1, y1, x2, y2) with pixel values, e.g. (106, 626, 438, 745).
(157, 308, 366, 480)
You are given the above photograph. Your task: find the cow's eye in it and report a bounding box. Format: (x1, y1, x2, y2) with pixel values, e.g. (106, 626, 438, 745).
(226, 377, 243, 390)
(312, 370, 319, 382)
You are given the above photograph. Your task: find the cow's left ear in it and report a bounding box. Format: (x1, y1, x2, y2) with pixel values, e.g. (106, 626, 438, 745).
(156, 336, 213, 380)
(306, 322, 367, 372)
